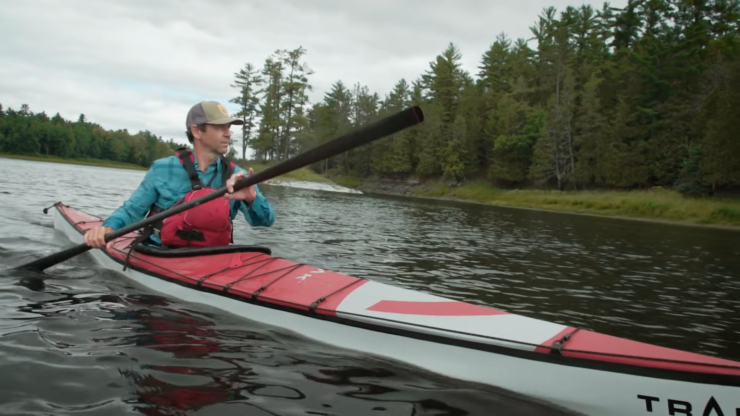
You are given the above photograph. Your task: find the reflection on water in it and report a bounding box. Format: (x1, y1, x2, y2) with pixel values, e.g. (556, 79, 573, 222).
(0, 157, 738, 415)
(0, 275, 578, 415)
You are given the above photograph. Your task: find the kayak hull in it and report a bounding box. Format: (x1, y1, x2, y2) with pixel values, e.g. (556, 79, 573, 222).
(49, 202, 740, 416)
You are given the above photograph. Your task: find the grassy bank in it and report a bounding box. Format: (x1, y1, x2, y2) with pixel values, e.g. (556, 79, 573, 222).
(331, 176, 740, 229)
(0, 153, 148, 171)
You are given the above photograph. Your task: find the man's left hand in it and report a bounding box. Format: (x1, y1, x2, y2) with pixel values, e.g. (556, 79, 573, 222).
(225, 168, 257, 204)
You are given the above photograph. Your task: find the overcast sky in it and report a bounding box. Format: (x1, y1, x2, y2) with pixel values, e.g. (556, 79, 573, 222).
(0, 0, 624, 147)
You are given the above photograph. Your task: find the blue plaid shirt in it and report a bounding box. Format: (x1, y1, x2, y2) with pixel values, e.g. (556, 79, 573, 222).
(102, 155, 275, 238)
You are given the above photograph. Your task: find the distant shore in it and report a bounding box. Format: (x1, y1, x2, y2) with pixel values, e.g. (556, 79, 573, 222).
(0, 153, 329, 182)
(6, 153, 739, 230)
(0, 153, 149, 171)
(329, 175, 740, 230)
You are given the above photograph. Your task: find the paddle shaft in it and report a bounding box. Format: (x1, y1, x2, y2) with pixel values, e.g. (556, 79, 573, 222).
(17, 106, 424, 272)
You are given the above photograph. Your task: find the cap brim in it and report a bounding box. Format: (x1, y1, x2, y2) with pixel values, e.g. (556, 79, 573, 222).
(208, 117, 244, 125)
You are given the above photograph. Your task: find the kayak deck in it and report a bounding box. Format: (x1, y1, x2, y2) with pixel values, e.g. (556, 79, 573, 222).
(54, 202, 740, 381)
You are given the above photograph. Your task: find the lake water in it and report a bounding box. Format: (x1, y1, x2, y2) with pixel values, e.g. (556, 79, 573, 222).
(1, 157, 739, 415)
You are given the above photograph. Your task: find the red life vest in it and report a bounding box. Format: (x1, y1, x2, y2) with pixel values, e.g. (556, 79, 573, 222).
(157, 148, 236, 248)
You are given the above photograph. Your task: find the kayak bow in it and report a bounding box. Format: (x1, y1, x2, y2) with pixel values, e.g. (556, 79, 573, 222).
(49, 202, 740, 416)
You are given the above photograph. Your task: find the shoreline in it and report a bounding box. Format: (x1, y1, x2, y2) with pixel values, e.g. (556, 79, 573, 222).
(366, 188, 740, 232)
(0, 153, 328, 182)
(0, 153, 148, 171)
(329, 176, 740, 232)
(6, 152, 739, 231)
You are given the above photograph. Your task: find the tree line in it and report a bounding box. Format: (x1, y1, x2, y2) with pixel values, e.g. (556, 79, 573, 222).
(2, 0, 738, 197)
(230, 0, 739, 196)
(0, 104, 180, 167)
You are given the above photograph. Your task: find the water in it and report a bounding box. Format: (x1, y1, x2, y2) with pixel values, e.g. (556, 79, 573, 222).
(1, 158, 739, 415)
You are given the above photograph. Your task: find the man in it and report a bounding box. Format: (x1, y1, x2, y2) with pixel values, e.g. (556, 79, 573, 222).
(84, 100, 275, 249)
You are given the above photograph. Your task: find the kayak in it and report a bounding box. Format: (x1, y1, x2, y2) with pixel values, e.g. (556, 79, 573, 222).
(49, 202, 740, 416)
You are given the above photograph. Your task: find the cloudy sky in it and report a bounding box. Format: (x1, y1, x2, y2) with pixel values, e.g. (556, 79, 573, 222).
(1, 0, 624, 147)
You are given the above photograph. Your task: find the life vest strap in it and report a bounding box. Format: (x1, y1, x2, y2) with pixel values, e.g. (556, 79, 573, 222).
(174, 147, 236, 191)
(175, 148, 204, 190)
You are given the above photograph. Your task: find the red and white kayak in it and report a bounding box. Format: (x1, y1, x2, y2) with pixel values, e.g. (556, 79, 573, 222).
(50, 202, 740, 416)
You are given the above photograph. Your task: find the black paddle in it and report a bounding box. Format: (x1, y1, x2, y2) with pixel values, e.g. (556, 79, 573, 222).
(15, 106, 424, 273)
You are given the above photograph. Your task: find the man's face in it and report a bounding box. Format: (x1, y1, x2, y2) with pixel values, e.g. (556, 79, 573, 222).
(193, 123, 232, 155)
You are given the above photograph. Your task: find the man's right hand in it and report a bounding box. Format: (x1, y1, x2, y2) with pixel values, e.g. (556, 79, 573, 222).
(83, 226, 114, 248)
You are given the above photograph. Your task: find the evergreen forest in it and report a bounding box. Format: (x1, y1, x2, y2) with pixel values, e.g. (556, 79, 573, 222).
(2, 1, 738, 197)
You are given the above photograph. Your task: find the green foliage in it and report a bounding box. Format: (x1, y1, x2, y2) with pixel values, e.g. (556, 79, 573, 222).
(490, 105, 544, 184)
(442, 114, 468, 183)
(675, 144, 712, 198)
(229, 62, 262, 160)
(0, 105, 178, 167)
(230, 47, 314, 163)
(4, 0, 739, 196)
(223, 0, 738, 195)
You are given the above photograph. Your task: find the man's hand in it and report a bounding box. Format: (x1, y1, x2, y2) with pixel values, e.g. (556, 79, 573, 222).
(83, 226, 114, 248)
(225, 168, 257, 204)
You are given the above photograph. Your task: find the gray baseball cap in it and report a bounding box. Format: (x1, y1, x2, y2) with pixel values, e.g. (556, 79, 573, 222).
(186, 101, 243, 128)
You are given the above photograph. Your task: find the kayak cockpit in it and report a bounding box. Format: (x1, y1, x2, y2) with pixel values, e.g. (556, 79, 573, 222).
(132, 243, 272, 257)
